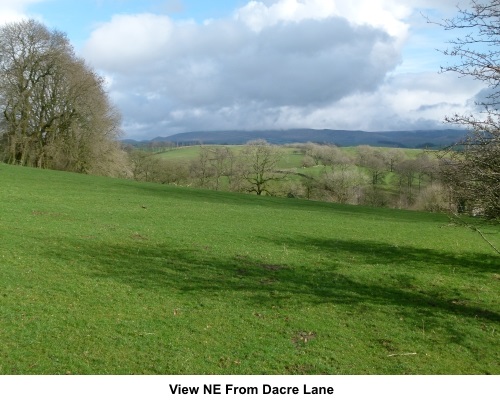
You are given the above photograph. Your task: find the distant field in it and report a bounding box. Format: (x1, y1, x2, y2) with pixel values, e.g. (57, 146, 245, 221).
(154, 145, 437, 203)
(155, 145, 429, 167)
(1, 163, 499, 374)
(155, 144, 307, 170)
(155, 145, 212, 161)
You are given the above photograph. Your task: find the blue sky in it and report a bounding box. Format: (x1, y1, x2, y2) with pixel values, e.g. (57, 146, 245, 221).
(0, 0, 483, 140)
(28, 0, 247, 48)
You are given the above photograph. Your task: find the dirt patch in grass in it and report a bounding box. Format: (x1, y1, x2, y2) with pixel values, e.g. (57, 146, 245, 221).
(378, 339, 397, 352)
(130, 233, 148, 240)
(292, 331, 317, 347)
(284, 363, 317, 374)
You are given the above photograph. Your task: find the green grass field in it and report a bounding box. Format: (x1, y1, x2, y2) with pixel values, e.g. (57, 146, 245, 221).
(1, 163, 499, 374)
(154, 145, 427, 166)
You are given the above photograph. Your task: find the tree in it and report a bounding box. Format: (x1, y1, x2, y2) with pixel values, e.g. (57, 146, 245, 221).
(317, 145, 359, 203)
(355, 146, 392, 207)
(432, 1, 500, 219)
(439, 132, 500, 217)
(394, 158, 420, 207)
(189, 147, 214, 188)
(321, 168, 366, 204)
(150, 158, 189, 185)
(382, 148, 406, 173)
(319, 144, 353, 170)
(127, 148, 189, 185)
(239, 139, 286, 195)
(356, 145, 387, 185)
(304, 142, 325, 165)
(206, 146, 234, 191)
(128, 149, 151, 181)
(0, 19, 125, 175)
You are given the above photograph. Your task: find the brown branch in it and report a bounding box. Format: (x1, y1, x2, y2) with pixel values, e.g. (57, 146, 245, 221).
(450, 213, 500, 255)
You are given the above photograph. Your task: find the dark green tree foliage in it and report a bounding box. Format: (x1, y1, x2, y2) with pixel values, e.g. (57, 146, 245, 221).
(0, 19, 124, 175)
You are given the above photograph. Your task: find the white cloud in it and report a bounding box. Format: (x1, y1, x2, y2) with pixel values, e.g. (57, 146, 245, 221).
(0, 0, 44, 24)
(79, 0, 482, 139)
(235, 0, 337, 32)
(1, 0, 479, 139)
(84, 13, 175, 72)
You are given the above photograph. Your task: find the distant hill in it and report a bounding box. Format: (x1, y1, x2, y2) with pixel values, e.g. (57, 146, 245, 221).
(122, 128, 469, 148)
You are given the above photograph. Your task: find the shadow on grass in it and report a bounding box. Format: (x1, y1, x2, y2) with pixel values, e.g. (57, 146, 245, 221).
(266, 236, 500, 274)
(44, 235, 500, 326)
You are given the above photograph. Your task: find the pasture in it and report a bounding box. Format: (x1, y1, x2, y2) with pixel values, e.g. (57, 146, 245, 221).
(154, 144, 428, 166)
(0, 163, 498, 374)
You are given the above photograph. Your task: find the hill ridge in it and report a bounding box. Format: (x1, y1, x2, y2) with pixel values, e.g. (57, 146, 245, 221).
(123, 128, 468, 148)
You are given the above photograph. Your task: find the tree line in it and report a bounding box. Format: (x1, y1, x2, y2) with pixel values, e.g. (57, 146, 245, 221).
(126, 140, 452, 213)
(0, 19, 127, 176)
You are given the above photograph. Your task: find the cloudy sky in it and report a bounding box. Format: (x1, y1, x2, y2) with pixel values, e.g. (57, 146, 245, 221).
(0, 0, 484, 140)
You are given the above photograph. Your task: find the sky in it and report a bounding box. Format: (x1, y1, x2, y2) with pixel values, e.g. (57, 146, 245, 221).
(0, 0, 485, 140)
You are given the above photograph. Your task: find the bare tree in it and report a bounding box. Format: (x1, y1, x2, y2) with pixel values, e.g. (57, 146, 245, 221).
(321, 169, 366, 204)
(319, 144, 353, 170)
(0, 19, 124, 175)
(355, 146, 393, 207)
(190, 147, 214, 188)
(304, 142, 324, 165)
(439, 131, 500, 218)
(128, 150, 157, 182)
(356, 145, 387, 186)
(382, 148, 406, 173)
(207, 146, 234, 191)
(239, 140, 286, 195)
(189, 146, 235, 190)
(311, 145, 362, 204)
(128, 149, 189, 185)
(431, 1, 500, 219)
(150, 159, 189, 185)
(394, 158, 421, 208)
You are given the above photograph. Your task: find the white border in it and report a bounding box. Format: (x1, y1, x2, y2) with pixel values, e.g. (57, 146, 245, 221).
(1, 375, 498, 405)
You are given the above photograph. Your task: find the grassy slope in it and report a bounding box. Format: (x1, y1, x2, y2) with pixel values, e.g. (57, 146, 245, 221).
(1, 163, 499, 375)
(155, 145, 427, 165)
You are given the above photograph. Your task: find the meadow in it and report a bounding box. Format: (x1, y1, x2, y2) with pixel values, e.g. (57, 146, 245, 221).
(1, 162, 499, 374)
(154, 144, 426, 166)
